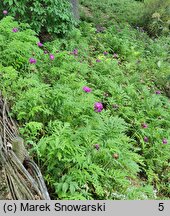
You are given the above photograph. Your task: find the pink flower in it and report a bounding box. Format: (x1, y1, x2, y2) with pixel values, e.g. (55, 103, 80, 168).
(143, 137, 149, 142)
(94, 102, 103, 112)
(83, 86, 92, 93)
(141, 123, 148, 128)
(155, 90, 161, 94)
(3, 10, 8, 15)
(49, 54, 54, 60)
(29, 58, 36, 64)
(162, 138, 168, 144)
(94, 144, 100, 150)
(103, 51, 108, 55)
(44, 50, 48, 54)
(12, 28, 18, 33)
(73, 49, 78, 55)
(37, 42, 43, 47)
(113, 53, 118, 58)
(96, 59, 101, 62)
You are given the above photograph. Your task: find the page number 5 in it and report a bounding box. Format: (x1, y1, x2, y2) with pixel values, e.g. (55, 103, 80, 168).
(158, 203, 164, 211)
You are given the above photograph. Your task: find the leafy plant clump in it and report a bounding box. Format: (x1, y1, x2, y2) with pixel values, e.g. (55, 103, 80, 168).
(79, 0, 144, 27)
(0, 1, 170, 200)
(139, 0, 170, 36)
(0, 0, 76, 35)
(80, 0, 170, 37)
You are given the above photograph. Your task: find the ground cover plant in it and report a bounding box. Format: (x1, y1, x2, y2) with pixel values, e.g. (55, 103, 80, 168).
(0, 0, 170, 200)
(0, 0, 77, 36)
(79, 0, 170, 36)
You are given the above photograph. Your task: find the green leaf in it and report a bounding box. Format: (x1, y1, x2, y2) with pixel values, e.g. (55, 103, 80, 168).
(57, 152, 62, 161)
(157, 60, 161, 68)
(8, 0, 13, 6)
(62, 182, 69, 194)
(70, 183, 76, 194)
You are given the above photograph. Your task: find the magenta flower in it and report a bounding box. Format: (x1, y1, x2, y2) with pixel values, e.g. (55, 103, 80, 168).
(73, 49, 78, 55)
(94, 144, 100, 150)
(12, 28, 18, 33)
(155, 90, 161, 94)
(83, 86, 92, 93)
(103, 51, 108, 55)
(37, 42, 43, 47)
(113, 53, 118, 59)
(49, 54, 54, 60)
(44, 50, 48, 54)
(94, 102, 103, 112)
(162, 138, 168, 144)
(3, 10, 8, 15)
(144, 137, 149, 142)
(29, 58, 36, 64)
(141, 123, 148, 128)
(96, 59, 101, 62)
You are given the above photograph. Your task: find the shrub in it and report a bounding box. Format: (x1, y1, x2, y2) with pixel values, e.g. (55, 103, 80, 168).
(80, 0, 144, 26)
(0, 0, 76, 35)
(139, 0, 170, 36)
(0, 16, 43, 71)
(0, 9, 170, 200)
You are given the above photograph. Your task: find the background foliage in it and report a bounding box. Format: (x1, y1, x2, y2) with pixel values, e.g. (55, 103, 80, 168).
(0, 0, 170, 200)
(140, 0, 170, 36)
(80, 0, 170, 36)
(0, 0, 76, 35)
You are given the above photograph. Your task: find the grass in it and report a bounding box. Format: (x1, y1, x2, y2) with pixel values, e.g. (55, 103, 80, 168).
(0, 0, 170, 200)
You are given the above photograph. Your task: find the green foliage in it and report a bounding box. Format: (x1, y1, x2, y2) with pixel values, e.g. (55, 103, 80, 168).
(0, 16, 42, 70)
(0, 0, 76, 35)
(80, 0, 144, 26)
(139, 0, 170, 36)
(35, 117, 144, 199)
(80, 0, 169, 37)
(0, 2, 170, 200)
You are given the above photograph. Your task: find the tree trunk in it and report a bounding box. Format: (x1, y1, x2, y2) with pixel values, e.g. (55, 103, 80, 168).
(69, 0, 79, 20)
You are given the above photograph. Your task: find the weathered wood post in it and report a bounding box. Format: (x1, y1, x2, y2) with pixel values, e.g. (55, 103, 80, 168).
(0, 92, 50, 200)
